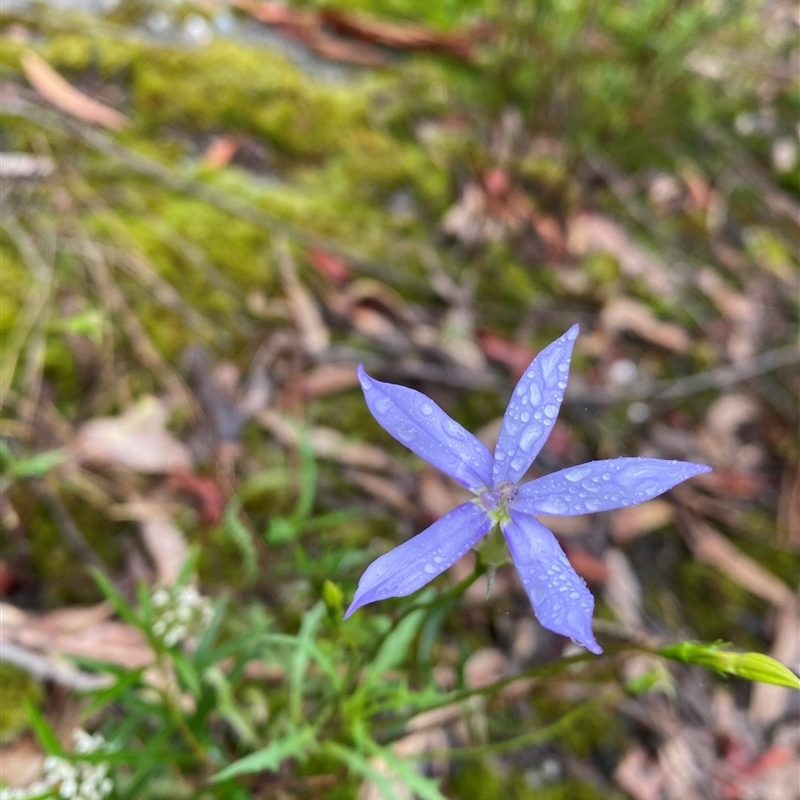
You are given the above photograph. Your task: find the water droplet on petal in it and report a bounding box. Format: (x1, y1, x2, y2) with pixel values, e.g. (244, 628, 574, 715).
(564, 464, 593, 482)
(420, 402, 434, 416)
(510, 456, 527, 472)
(529, 383, 542, 406)
(519, 424, 543, 452)
(375, 396, 392, 413)
(397, 424, 417, 443)
(544, 404, 557, 419)
(443, 418, 467, 441)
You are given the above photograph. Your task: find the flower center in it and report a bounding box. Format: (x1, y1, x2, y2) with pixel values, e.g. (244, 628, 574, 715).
(479, 480, 518, 517)
(496, 479, 518, 502)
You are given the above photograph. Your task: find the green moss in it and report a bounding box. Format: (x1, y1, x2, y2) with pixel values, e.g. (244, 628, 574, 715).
(0, 243, 27, 343)
(476, 252, 539, 326)
(11, 483, 123, 606)
(0, 662, 43, 744)
(450, 759, 607, 800)
(126, 39, 367, 158)
(743, 227, 796, 281)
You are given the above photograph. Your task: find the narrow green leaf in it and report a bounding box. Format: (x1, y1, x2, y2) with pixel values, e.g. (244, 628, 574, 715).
(204, 666, 257, 746)
(25, 701, 62, 754)
(9, 448, 66, 479)
(91, 569, 141, 629)
(212, 728, 316, 782)
(289, 602, 326, 723)
(223, 499, 257, 582)
(325, 739, 447, 800)
(172, 650, 202, 698)
(363, 609, 425, 688)
(323, 742, 405, 800)
(175, 548, 202, 587)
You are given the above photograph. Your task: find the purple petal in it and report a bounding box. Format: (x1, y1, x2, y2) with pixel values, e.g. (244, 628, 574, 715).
(357, 365, 494, 492)
(502, 510, 601, 654)
(511, 458, 712, 516)
(493, 325, 579, 487)
(344, 501, 493, 618)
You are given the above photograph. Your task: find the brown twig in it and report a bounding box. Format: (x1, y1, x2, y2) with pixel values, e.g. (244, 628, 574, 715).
(30, 479, 107, 573)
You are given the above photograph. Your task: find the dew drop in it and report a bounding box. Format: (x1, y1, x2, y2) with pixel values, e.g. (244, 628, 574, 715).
(423, 564, 437, 575)
(518, 424, 542, 452)
(510, 456, 527, 472)
(397, 424, 417, 443)
(520, 410, 531, 422)
(529, 383, 542, 406)
(564, 464, 593, 482)
(375, 396, 392, 413)
(420, 402, 434, 416)
(443, 418, 467, 441)
(544, 404, 557, 419)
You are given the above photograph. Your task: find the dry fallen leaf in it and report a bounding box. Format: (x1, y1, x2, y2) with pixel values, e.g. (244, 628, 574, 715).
(604, 548, 643, 632)
(233, 0, 387, 66)
(567, 212, 678, 298)
(307, 249, 352, 286)
(257, 408, 401, 474)
(441, 182, 506, 246)
(601, 297, 691, 353)
(614, 746, 666, 800)
(21, 50, 127, 130)
(464, 647, 508, 689)
(1, 602, 152, 671)
(346, 469, 418, 518)
(0, 736, 44, 789)
(611, 499, 674, 543)
(679, 514, 794, 608)
(696, 269, 763, 363)
(300, 363, 359, 399)
(275, 239, 330, 356)
(139, 513, 189, 587)
(70, 396, 192, 474)
(203, 134, 240, 168)
(477, 329, 537, 380)
(321, 9, 477, 60)
(698, 394, 764, 471)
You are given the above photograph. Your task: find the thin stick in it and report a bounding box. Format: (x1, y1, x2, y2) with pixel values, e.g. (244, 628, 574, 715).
(31, 479, 107, 572)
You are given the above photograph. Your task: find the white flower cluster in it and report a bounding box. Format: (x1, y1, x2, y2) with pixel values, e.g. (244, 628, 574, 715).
(151, 585, 213, 648)
(0, 730, 113, 800)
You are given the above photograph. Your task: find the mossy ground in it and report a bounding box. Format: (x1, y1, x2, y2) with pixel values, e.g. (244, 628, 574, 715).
(1, 1, 797, 797)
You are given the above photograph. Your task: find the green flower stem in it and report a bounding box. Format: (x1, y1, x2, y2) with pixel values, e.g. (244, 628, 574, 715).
(429, 690, 620, 761)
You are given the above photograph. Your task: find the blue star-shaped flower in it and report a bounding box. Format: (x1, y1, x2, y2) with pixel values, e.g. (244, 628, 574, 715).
(345, 324, 711, 653)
